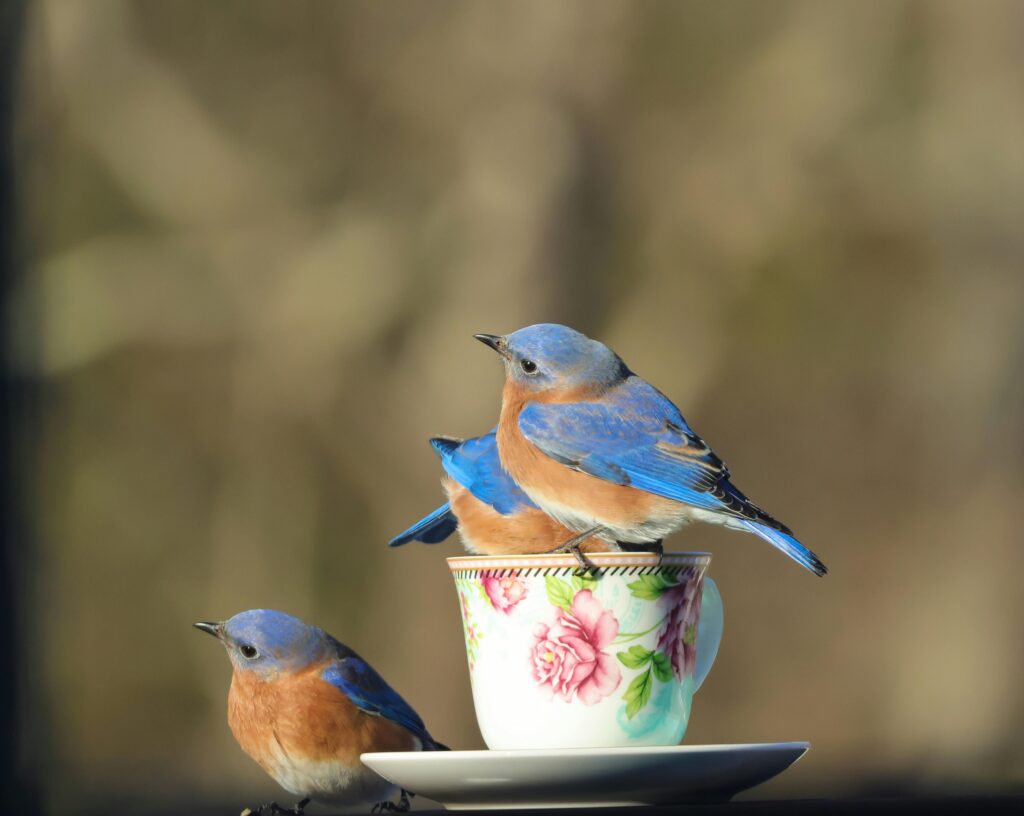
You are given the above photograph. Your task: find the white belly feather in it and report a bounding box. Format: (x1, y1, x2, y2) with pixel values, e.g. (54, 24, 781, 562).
(264, 739, 405, 806)
(524, 489, 727, 543)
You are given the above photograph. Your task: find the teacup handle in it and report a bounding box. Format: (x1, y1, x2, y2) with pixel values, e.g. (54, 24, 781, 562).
(693, 576, 723, 692)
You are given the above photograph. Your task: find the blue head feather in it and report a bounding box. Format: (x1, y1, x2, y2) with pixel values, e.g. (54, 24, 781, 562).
(221, 609, 327, 678)
(501, 324, 628, 394)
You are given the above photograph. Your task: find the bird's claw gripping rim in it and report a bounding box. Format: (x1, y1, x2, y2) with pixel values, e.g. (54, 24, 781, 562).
(372, 789, 412, 813)
(561, 543, 596, 577)
(615, 538, 664, 565)
(242, 799, 309, 816)
(551, 526, 604, 577)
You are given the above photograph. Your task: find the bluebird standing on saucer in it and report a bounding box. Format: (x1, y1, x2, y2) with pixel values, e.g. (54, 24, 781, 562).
(388, 431, 602, 556)
(474, 324, 827, 576)
(194, 610, 447, 815)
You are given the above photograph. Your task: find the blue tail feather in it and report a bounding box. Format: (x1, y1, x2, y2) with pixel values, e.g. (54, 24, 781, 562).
(388, 503, 458, 547)
(429, 436, 461, 457)
(430, 436, 475, 489)
(738, 519, 828, 577)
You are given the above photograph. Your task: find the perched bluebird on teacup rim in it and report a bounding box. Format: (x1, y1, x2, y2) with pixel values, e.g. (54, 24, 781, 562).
(389, 431, 602, 557)
(474, 324, 827, 576)
(194, 610, 446, 815)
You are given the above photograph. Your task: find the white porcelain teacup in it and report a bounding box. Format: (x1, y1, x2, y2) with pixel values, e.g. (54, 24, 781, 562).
(449, 552, 723, 750)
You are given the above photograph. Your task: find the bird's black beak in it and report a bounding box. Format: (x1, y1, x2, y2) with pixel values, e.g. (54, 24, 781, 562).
(193, 621, 222, 639)
(474, 333, 507, 357)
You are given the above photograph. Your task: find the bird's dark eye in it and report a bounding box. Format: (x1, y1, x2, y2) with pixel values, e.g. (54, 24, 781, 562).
(239, 644, 259, 660)
(520, 359, 538, 374)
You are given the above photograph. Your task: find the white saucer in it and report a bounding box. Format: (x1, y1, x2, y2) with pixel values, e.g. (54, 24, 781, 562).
(361, 743, 809, 810)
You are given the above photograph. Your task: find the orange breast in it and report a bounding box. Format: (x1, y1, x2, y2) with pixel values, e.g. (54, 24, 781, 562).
(227, 666, 417, 770)
(444, 477, 605, 554)
(497, 384, 664, 530)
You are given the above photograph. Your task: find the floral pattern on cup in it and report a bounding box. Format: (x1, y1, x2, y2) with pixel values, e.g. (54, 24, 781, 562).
(482, 574, 528, 614)
(531, 587, 621, 704)
(456, 583, 482, 671)
(449, 554, 720, 749)
(533, 568, 704, 719)
(649, 568, 703, 680)
(616, 567, 703, 717)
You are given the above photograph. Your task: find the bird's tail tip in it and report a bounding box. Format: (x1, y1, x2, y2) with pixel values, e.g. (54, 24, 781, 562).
(388, 503, 457, 547)
(741, 520, 828, 577)
(429, 436, 462, 458)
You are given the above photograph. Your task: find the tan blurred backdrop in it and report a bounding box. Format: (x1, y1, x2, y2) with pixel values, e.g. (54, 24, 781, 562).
(8, 0, 1024, 812)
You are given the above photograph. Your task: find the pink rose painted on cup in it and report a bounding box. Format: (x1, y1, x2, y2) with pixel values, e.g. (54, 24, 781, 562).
(482, 574, 528, 614)
(531, 589, 621, 704)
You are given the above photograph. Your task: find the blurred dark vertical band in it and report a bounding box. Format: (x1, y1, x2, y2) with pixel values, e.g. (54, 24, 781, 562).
(1, 0, 31, 807)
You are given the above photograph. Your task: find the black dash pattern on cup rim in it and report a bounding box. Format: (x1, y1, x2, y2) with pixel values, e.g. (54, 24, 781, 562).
(447, 552, 711, 578)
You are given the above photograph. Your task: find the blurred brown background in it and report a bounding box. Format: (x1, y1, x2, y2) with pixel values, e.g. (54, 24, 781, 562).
(4, 0, 1024, 812)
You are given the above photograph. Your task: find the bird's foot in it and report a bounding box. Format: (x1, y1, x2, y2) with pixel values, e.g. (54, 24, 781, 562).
(242, 799, 308, 816)
(551, 527, 604, 576)
(615, 539, 664, 565)
(567, 544, 592, 577)
(650, 539, 664, 565)
(372, 790, 412, 813)
(240, 803, 278, 816)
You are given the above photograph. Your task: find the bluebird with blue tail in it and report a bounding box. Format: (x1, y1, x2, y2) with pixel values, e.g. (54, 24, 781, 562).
(389, 431, 603, 559)
(474, 324, 827, 576)
(194, 610, 446, 815)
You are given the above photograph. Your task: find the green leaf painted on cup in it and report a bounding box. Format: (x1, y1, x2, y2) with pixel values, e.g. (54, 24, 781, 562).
(626, 573, 678, 600)
(651, 651, 673, 683)
(616, 645, 653, 669)
(683, 623, 697, 646)
(475, 580, 490, 604)
(570, 573, 599, 592)
(623, 667, 653, 719)
(545, 576, 575, 612)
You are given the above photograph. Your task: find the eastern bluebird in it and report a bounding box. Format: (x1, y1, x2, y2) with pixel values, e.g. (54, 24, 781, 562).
(388, 431, 604, 559)
(474, 324, 827, 576)
(194, 610, 446, 815)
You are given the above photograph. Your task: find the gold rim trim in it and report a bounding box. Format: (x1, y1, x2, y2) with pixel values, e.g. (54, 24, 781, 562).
(446, 552, 711, 572)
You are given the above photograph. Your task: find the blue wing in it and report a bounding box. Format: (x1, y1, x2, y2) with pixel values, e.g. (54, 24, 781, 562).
(388, 503, 458, 547)
(430, 432, 537, 515)
(320, 652, 441, 748)
(518, 378, 729, 512)
(518, 377, 827, 576)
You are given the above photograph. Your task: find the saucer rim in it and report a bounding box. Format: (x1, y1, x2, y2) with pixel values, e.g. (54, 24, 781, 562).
(361, 742, 810, 809)
(363, 740, 809, 762)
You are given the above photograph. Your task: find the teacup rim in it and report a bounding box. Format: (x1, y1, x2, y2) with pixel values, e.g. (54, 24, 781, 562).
(447, 551, 711, 572)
